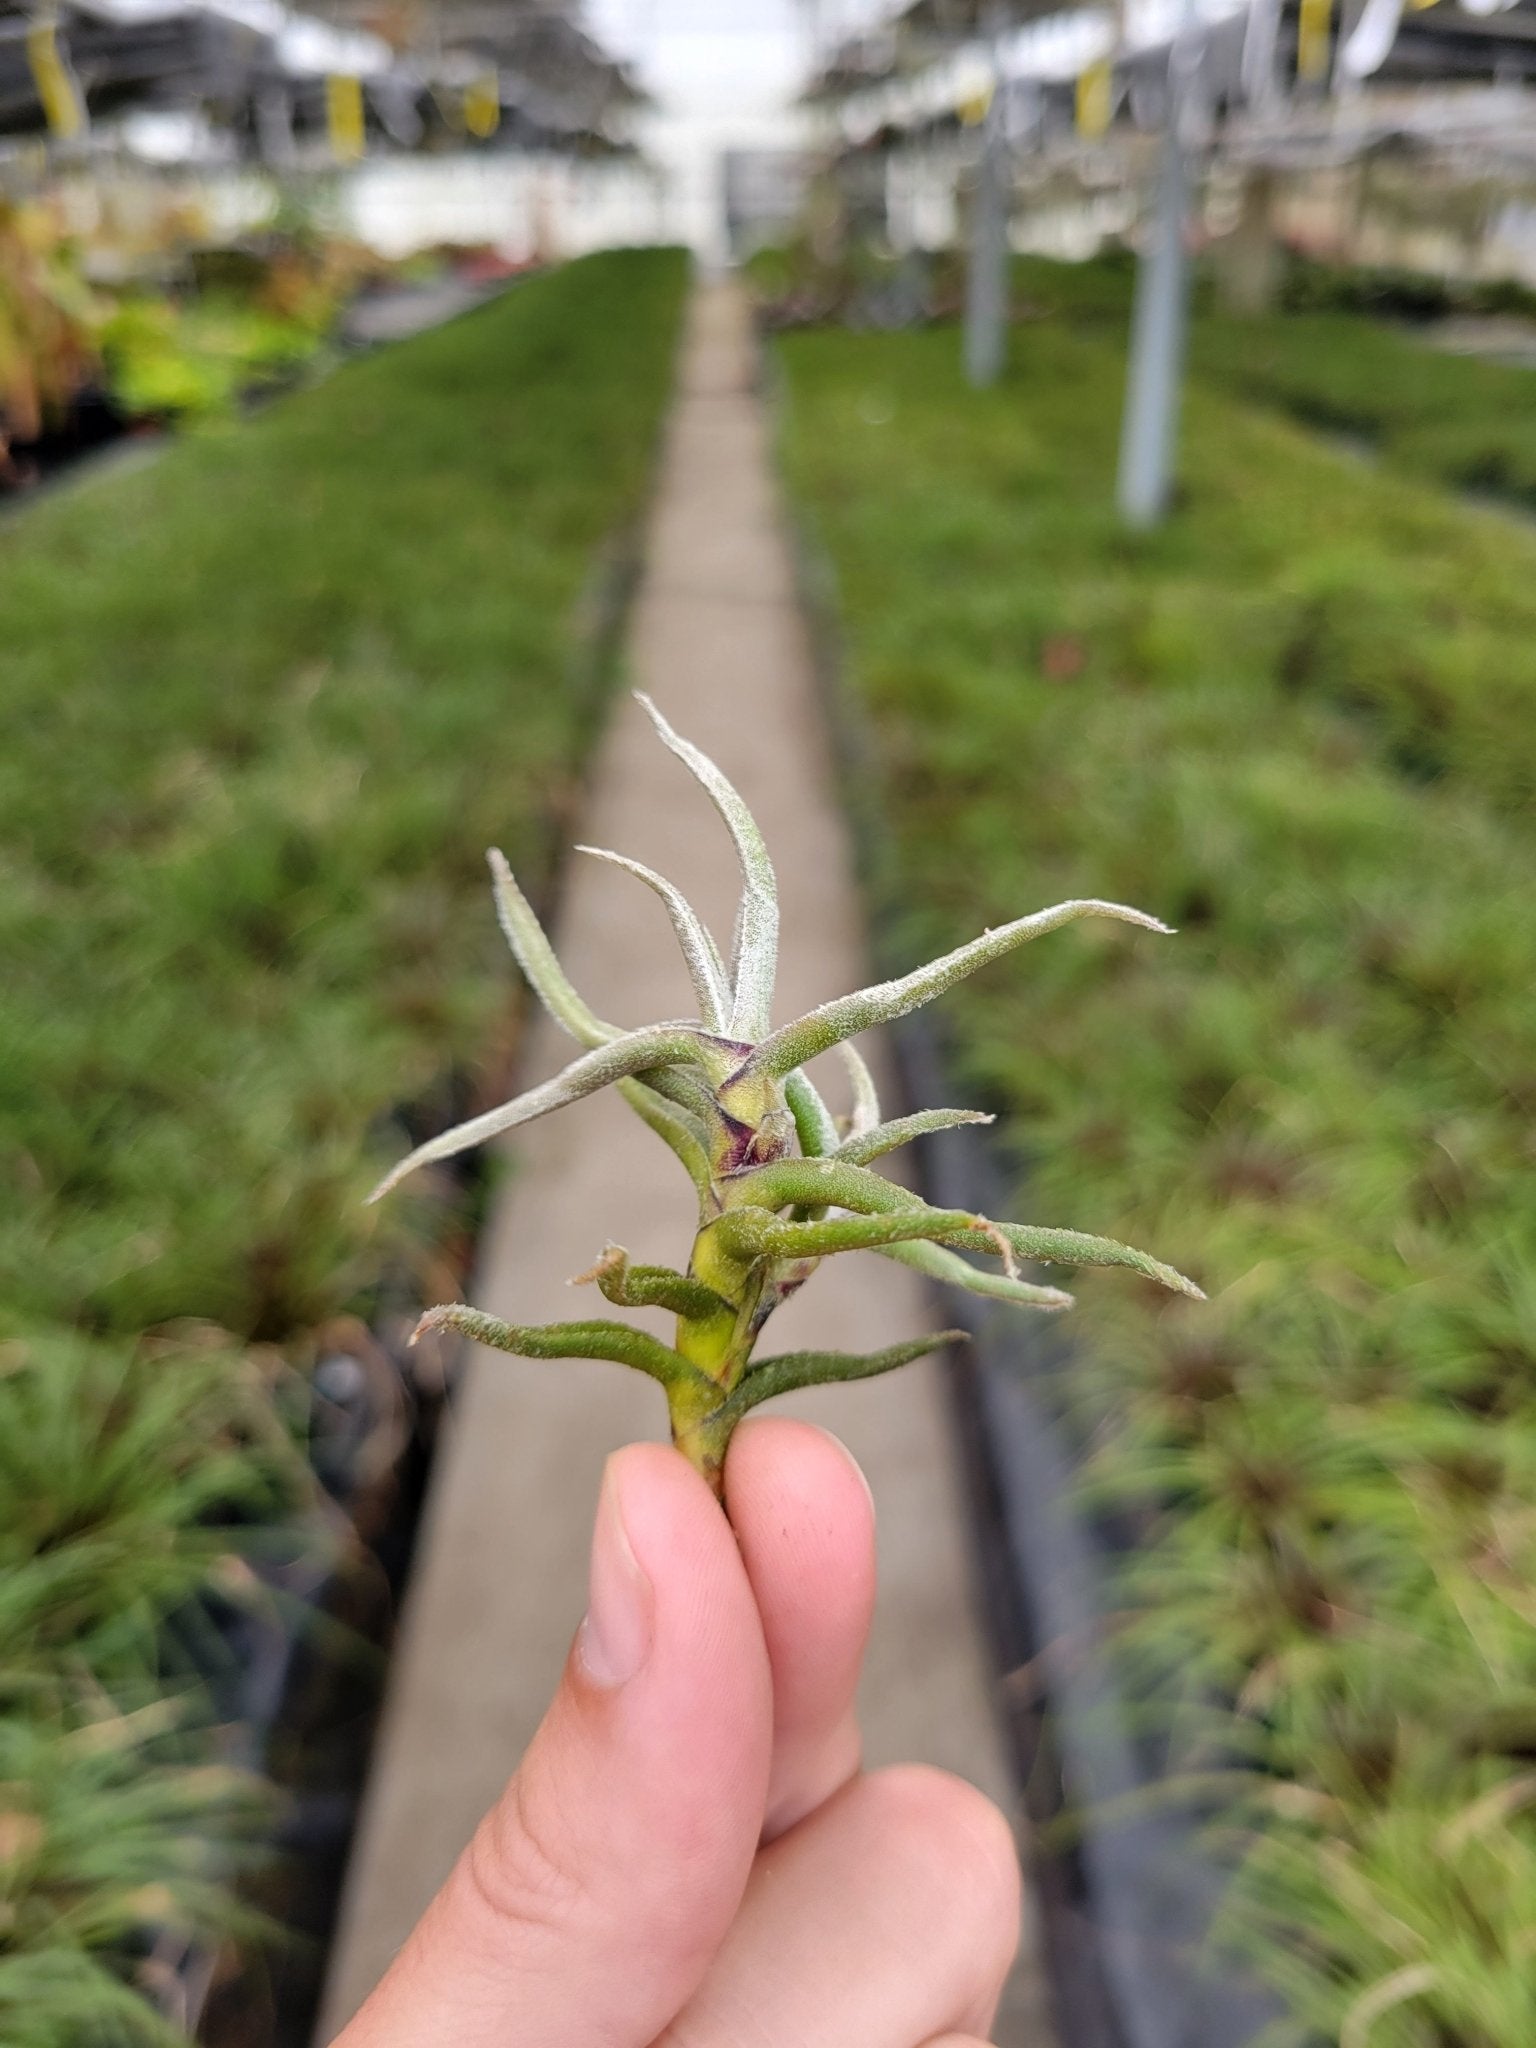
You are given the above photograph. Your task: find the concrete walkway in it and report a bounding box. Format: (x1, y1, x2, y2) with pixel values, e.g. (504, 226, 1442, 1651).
(319, 282, 1052, 2045)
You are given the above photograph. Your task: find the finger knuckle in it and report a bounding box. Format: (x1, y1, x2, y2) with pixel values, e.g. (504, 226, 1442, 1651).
(456, 1770, 590, 1948)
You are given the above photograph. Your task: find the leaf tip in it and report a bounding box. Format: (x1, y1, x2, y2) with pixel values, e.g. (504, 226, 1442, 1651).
(410, 1303, 462, 1346)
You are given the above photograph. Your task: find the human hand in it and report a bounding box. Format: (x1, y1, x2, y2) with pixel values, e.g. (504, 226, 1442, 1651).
(332, 1417, 1021, 2048)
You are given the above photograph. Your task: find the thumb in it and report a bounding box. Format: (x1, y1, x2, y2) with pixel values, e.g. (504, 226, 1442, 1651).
(333, 1442, 774, 2048)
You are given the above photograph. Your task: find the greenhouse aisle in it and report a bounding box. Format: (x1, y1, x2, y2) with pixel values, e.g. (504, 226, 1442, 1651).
(318, 281, 1053, 2044)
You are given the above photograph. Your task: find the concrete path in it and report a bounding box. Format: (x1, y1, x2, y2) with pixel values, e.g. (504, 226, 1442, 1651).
(319, 282, 1053, 2045)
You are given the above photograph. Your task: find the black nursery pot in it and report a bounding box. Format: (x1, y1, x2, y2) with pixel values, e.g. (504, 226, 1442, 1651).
(893, 1014, 1278, 2048)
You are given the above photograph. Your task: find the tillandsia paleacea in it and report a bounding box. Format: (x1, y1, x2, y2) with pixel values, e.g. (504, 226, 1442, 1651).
(368, 695, 1202, 1494)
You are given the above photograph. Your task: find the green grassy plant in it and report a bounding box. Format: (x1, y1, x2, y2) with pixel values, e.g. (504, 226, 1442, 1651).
(0, 1325, 300, 1698)
(372, 696, 1199, 1491)
(3, 248, 687, 1338)
(0, 1704, 268, 2048)
(772, 311, 1536, 2041)
(1009, 248, 1536, 517)
(1, 248, 688, 2039)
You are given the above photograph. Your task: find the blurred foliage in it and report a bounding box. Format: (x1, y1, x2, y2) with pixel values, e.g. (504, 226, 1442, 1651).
(1, 200, 405, 469)
(1009, 249, 1536, 513)
(774, 307, 1536, 2043)
(100, 293, 322, 419)
(0, 199, 104, 472)
(0, 246, 688, 2040)
(743, 230, 967, 331)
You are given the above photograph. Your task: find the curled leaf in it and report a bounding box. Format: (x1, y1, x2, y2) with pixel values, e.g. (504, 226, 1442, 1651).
(576, 844, 730, 1030)
(738, 898, 1173, 1087)
(411, 1303, 706, 1390)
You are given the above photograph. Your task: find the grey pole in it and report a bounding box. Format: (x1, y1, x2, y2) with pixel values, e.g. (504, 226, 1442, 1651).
(964, 9, 1009, 387)
(1115, 16, 1196, 526)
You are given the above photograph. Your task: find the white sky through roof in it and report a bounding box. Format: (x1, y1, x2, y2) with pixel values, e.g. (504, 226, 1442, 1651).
(580, 0, 1246, 249)
(584, 0, 887, 249)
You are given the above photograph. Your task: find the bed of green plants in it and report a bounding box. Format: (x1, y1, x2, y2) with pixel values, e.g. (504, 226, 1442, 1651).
(0, 244, 687, 2042)
(1007, 248, 1536, 512)
(772, 316, 1536, 2045)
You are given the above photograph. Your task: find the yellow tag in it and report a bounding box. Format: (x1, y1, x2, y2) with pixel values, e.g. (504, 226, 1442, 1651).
(1297, 0, 1333, 78)
(326, 74, 366, 161)
(958, 83, 992, 126)
(464, 67, 500, 139)
(1076, 58, 1112, 139)
(26, 20, 86, 140)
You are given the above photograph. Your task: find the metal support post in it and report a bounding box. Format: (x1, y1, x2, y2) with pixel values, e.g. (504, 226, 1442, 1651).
(1116, 26, 1196, 526)
(964, 12, 1009, 388)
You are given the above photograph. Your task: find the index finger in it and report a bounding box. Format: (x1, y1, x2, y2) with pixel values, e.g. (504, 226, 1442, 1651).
(723, 1417, 877, 1841)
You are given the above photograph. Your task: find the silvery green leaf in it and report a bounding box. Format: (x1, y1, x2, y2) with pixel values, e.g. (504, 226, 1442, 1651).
(875, 1236, 1073, 1312)
(487, 847, 616, 1049)
(836, 1107, 994, 1166)
(740, 899, 1174, 1084)
(989, 1220, 1204, 1298)
(837, 1040, 881, 1135)
(488, 849, 703, 1168)
(636, 693, 779, 1040)
(576, 844, 730, 1031)
(785, 1068, 839, 1157)
(368, 1021, 726, 1204)
(616, 1079, 712, 1202)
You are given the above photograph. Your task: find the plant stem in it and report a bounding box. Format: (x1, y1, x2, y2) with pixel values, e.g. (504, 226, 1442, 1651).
(666, 1375, 736, 1497)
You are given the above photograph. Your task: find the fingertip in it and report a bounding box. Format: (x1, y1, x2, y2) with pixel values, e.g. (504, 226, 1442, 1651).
(725, 1415, 876, 1536)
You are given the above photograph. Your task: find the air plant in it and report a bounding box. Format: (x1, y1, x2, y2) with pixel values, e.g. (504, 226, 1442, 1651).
(369, 696, 1202, 1494)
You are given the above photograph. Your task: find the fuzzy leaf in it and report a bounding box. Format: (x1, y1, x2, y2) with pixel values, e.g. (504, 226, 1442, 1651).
(784, 1069, 839, 1158)
(875, 1236, 1074, 1312)
(727, 1332, 966, 1414)
(368, 1022, 726, 1203)
(728, 1156, 1205, 1300)
(739, 899, 1173, 1085)
(576, 844, 730, 1031)
(637, 693, 779, 1040)
(616, 1079, 713, 1202)
(837, 1040, 881, 1135)
(714, 1201, 995, 1268)
(836, 1106, 994, 1166)
(487, 847, 615, 1049)
(487, 849, 709, 1181)
(575, 1245, 733, 1322)
(411, 1303, 706, 1390)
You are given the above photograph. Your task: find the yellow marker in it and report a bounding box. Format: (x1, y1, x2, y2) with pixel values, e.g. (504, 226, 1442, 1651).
(326, 73, 366, 160)
(1297, 0, 1333, 78)
(464, 66, 500, 138)
(1076, 57, 1112, 139)
(26, 19, 86, 140)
